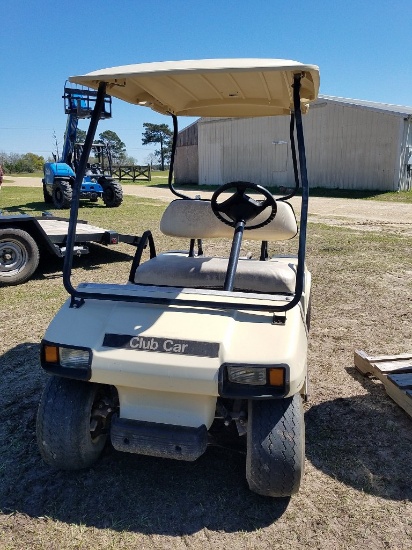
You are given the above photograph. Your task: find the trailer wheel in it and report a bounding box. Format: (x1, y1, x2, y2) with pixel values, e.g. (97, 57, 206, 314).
(0, 228, 40, 285)
(246, 394, 305, 497)
(36, 377, 110, 470)
(43, 182, 53, 204)
(102, 182, 123, 207)
(52, 180, 72, 209)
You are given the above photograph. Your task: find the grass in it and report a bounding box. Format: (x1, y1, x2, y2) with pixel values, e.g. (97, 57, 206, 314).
(0, 187, 164, 235)
(5, 170, 412, 203)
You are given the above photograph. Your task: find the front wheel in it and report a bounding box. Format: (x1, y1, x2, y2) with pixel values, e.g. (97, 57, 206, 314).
(36, 377, 111, 470)
(52, 180, 72, 209)
(246, 394, 305, 497)
(0, 228, 40, 285)
(102, 182, 123, 207)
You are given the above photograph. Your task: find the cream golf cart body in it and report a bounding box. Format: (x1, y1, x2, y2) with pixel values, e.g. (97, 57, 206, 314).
(36, 59, 320, 498)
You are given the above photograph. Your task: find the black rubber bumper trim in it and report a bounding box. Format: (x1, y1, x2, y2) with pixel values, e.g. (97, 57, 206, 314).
(111, 416, 208, 462)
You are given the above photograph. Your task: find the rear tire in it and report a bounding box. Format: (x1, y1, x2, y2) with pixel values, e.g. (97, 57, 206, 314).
(0, 228, 40, 285)
(246, 394, 305, 497)
(36, 377, 108, 470)
(102, 182, 123, 207)
(52, 180, 72, 209)
(43, 182, 53, 204)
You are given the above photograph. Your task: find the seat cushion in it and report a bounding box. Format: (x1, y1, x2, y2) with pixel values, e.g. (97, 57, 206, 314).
(160, 199, 298, 242)
(134, 253, 296, 294)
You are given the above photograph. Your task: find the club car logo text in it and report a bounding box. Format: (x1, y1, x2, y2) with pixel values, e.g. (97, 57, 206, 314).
(130, 336, 187, 353)
(103, 333, 219, 358)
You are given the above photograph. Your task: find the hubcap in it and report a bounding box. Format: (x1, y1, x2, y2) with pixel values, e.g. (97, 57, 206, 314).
(0, 240, 27, 276)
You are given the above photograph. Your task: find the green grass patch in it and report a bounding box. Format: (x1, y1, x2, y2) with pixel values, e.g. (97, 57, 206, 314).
(5, 169, 412, 203)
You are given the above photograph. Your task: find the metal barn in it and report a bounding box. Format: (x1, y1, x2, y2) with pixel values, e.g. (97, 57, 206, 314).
(174, 96, 412, 191)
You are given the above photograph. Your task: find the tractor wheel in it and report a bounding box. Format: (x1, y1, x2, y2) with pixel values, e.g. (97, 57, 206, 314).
(52, 180, 72, 209)
(246, 394, 305, 497)
(0, 228, 40, 285)
(102, 182, 123, 207)
(43, 182, 53, 204)
(36, 377, 111, 470)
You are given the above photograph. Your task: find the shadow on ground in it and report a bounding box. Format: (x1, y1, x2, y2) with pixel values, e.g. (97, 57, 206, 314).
(0, 343, 289, 535)
(32, 243, 134, 283)
(306, 366, 412, 502)
(1, 346, 410, 536)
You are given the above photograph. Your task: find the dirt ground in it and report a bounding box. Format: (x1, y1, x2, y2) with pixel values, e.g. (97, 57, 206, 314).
(1, 179, 411, 549)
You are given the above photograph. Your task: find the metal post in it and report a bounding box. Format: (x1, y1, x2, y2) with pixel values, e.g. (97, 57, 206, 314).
(272, 73, 309, 312)
(223, 221, 245, 291)
(63, 81, 107, 302)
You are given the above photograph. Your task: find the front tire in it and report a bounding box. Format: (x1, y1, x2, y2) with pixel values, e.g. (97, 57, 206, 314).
(246, 394, 305, 497)
(0, 228, 40, 285)
(36, 377, 109, 470)
(102, 181, 123, 207)
(52, 180, 72, 209)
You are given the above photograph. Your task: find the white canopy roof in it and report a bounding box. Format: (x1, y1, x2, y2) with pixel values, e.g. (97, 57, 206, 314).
(69, 58, 320, 117)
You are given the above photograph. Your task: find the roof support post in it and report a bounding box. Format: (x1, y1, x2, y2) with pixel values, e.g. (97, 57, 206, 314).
(168, 114, 191, 199)
(272, 73, 309, 312)
(63, 81, 107, 304)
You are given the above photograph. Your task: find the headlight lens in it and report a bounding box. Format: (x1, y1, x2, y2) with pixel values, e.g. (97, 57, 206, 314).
(227, 366, 267, 385)
(59, 347, 90, 368)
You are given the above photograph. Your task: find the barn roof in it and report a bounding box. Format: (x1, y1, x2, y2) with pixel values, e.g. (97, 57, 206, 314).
(317, 95, 412, 117)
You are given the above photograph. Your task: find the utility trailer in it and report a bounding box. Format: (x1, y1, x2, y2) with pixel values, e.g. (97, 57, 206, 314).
(0, 213, 139, 285)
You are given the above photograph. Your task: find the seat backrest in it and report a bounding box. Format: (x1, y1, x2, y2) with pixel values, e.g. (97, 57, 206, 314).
(160, 199, 297, 242)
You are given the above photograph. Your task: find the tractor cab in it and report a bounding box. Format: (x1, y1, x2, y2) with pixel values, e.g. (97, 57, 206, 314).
(74, 142, 113, 178)
(42, 85, 122, 209)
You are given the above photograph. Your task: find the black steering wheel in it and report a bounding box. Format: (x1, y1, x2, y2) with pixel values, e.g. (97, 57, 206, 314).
(211, 181, 277, 230)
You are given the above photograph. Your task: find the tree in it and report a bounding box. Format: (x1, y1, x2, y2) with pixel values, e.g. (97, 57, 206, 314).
(145, 153, 157, 168)
(0, 152, 45, 173)
(142, 123, 172, 171)
(75, 129, 87, 144)
(123, 155, 137, 165)
(98, 130, 126, 164)
(22, 153, 44, 171)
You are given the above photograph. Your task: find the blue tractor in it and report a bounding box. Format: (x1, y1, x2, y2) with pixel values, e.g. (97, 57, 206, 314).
(42, 86, 123, 209)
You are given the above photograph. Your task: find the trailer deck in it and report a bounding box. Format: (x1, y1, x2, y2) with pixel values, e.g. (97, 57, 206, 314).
(0, 213, 139, 285)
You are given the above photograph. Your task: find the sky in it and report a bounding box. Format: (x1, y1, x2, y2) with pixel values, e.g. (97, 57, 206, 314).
(1, 0, 411, 162)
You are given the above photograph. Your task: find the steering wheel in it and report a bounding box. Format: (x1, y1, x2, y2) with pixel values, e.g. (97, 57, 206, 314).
(211, 181, 277, 230)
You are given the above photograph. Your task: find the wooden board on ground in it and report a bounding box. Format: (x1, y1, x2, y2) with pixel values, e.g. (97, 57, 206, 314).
(354, 349, 412, 419)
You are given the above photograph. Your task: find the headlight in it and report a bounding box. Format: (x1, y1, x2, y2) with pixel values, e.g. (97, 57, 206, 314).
(59, 347, 90, 368)
(41, 341, 92, 381)
(227, 366, 267, 385)
(219, 363, 287, 398)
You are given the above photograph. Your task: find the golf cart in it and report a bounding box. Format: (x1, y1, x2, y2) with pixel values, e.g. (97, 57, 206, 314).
(36, 59, 319, 498)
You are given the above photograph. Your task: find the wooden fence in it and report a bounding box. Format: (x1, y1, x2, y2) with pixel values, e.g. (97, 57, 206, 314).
(112, 165, 151, 182)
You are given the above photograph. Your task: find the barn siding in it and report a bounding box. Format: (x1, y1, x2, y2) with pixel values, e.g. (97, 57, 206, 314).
(198, 117, 291, 186)
(176, 99, 410, 191)
(174, 145, 198, 184)
(174, 122, 199, 184)
(398, 118, 412, 191)
(302, 103, 401, 190)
